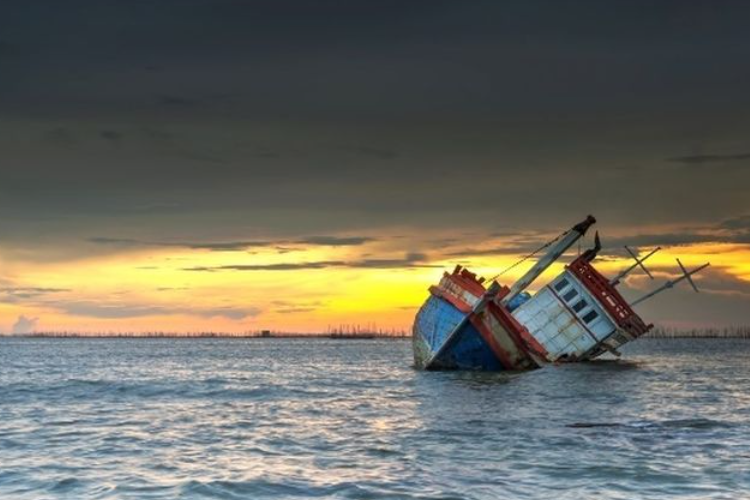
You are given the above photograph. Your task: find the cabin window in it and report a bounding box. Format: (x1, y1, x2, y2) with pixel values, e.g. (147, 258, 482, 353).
(582, 310, 599, 324)
(554, 279, 569, 292)
(572, 299, 587, 313)
(563, 288, 578, 302)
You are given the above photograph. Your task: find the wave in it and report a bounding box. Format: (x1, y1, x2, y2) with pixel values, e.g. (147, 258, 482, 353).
(567, 418, 733, 430)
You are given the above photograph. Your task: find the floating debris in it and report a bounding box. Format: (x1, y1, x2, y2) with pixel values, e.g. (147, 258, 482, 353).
(412, 216, 710, 371)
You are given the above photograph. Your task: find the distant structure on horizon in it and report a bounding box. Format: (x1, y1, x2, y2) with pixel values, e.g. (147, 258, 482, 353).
(6, 325, 749, 339)
(647, 326, 750, 339)
(2, 324, 410, 339)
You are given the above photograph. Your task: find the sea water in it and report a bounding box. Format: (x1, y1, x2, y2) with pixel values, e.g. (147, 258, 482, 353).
(0, 338, 748, 499)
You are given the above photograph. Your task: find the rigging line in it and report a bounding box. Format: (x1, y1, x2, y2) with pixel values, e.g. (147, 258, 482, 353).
(488, 229, 570, 282)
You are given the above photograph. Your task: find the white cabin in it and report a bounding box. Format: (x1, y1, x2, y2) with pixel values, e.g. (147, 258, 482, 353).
(511, 270, 617, 361)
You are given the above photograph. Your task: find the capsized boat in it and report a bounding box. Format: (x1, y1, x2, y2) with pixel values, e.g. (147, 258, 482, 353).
(412, 216, 710, 371)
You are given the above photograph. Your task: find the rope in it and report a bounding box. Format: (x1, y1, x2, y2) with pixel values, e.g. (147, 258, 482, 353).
(488, 229, 570, 282)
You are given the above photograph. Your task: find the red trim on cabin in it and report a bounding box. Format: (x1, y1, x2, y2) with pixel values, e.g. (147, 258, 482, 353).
(429, 285, 473, 313)
(487, 301, 549, 361)
(469, 314, 516, 369)
(567, 256, 652, 337)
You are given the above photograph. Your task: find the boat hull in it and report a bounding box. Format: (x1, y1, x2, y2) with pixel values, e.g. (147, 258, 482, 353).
(412, 293, 543, 371)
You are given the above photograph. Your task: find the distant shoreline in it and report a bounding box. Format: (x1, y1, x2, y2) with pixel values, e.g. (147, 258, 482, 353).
(646, 326, 750, 339)
(2, 327, 749, 339)
(3, 333, 750, 339)
(0, 332, 410, 339)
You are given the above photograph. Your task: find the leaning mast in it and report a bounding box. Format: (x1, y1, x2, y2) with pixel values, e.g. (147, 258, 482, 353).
(501, 215, 597, 305)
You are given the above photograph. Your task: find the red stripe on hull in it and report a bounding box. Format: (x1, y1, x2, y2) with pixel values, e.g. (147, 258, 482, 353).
(429, 286, 473, 313)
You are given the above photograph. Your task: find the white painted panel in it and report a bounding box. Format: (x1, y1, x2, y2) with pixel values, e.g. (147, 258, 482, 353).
(513, 276, 627, 360)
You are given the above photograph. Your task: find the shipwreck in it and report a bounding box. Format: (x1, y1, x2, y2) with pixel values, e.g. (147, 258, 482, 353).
(412, 216, 709, 371)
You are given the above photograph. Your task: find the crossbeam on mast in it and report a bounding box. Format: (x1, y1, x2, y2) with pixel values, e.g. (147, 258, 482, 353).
(610, 246, 661, 285)
(676, 257, 699, 292)
(630, 260, 710, 307)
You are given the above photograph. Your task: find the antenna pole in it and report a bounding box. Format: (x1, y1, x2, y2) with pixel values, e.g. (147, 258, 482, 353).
(630, 261, 710, 307)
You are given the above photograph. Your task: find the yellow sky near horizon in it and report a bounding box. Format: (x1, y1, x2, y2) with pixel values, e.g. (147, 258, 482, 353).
(1, 232, 749, 334)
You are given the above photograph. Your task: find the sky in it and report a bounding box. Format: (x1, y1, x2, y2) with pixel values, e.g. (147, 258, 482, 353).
(1, 0, 749, 334)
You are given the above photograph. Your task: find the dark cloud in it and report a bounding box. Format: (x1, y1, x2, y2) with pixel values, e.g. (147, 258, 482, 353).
(56, 301, 260, 320)
(157, 95, 199, 107)
(129, 202, 183, 213)
(600, 229, 750, 250)
(42, 127, 77, 147)
(5, 1, 749, 121)
(719, 215, 750, 231)
(296, 236, 375, 246)
(444, 243, 545, 258)
(176, 149, 229, 165)
(601, 233, 719, 249)
(183, 252, 435, 272)
(184, 241, 271, 251)
(339, 145, 399, 160)
(0, 39, 19, 56)
(99, 130, 122, 143)
(0, 287, 71, 294)
(87, 235, 376, 251)
(440, 216, 750, 261)
(441, 230, 578, 258)
(185, 261, 347, 272)
(667, 153, 750, 165)
(88, 237, 275, 251)
(0, 287, 71, 302)
(88, 237, 159, 247)
(352, 252, 434, 269)
(274, 246, 297, 254)
(274, 306, 318, 314)
(271, 298, 326, 313)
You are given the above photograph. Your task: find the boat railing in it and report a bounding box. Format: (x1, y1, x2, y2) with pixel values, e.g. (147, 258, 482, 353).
(567, 256, 651, 336)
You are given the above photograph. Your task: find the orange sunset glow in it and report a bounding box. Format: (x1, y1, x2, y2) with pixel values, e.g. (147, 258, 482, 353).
(2, 224, 749, 334)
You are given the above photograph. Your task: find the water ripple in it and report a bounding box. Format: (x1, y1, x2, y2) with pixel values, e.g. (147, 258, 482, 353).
(0, 338, 748, 499)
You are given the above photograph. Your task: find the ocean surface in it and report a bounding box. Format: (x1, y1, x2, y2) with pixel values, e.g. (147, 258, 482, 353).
(0, 338, 748, 500)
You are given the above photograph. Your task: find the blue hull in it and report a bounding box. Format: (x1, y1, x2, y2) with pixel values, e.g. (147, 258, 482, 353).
(412, 296, 505, 371)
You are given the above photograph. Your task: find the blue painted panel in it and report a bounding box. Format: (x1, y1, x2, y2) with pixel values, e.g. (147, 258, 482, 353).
(434, 322, 505, 371)
(413, 296, 504, 371)
(506, 291, 531, 312)
(414, 296, 466, 355)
